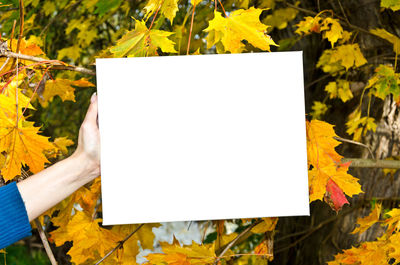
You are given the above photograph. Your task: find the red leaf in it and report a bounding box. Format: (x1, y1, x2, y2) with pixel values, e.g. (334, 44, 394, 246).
(324, 179, 349, 212)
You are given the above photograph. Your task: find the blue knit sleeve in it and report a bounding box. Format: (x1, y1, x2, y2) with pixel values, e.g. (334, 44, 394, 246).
(0, 182, 32, 250)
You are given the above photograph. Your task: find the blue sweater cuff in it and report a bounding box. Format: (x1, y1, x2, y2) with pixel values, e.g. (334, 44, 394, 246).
(0, 182, 32, 250)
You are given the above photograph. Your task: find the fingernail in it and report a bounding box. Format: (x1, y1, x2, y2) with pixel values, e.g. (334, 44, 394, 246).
(91, 92, 97, 103)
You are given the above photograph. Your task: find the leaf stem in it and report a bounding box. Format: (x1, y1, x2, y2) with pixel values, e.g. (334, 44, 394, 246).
(217, 0, 228, 17)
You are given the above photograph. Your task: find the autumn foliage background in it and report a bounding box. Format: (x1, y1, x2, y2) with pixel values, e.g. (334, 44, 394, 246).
(1, 0, 400, 264)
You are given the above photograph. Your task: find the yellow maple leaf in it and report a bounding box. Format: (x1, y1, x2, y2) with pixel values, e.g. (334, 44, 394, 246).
(308, 166, 331, 202)
(320, 17, 343, 47)
(346, 109, 377, 142)
(370, 28, 400, 54)
(39, 78, 95, 107)
(381, 0, 400, 11)
(328, 238, 389, 265)
(57, 45, 81, 61)
(145, 238, 216, 265)
(251, 217, 278, 234)
(306, 120, 363, 203)
(110, 18, 177, 57)
(310, 101, 329, 120)
(0, 78, 35, 120)
(204, 7, 277, 53)
(317, 49, 345, 74)
(53, 137, 74, 155)
(50, 211, 120, 264)
(325, 80, 353, 102)
(331, 44, 367, 70)
(352, 203, 382, 234)
(306, 119, 342, 168)
(143, 0, 179, 24)
(8, 38, 44, 56)
(263, 7, 298, 30)
(384, 208, 400, 233)
(330, 165, 363, 198)
(295, 16, 323, 35)
(0, 120, 54, 181)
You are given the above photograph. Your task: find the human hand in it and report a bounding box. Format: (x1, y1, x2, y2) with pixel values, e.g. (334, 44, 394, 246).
(72, 92, 101, 178)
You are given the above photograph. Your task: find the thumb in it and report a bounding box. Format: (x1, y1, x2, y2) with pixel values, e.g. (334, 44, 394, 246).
(83, 92, 98, 125)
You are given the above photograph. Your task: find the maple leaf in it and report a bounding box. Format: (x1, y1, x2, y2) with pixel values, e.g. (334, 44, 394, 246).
(295, 16, 323, 35)
(331, 44, 367, 70)
(143, 0, 179, 24)
(8, 38, 44, 56)
(317, 44, 367, 73)
(370, 28, 400, 54)
(310, 101, 329, 119)
(325, 80, 353, 102)
(50, 211, 120, 264)
(328, 238, 389, 265)
(320, 17, 343, 47)
(346, 109, 377, 142)
(384, 208, 400, 233)
(57, 45, 81, 61)
(53, 137, 74, 155)
(251, 217, 279, 234)
(254, 241, 269, 255)
(366, 64, 400, 100)
(0, 120, 54, 181)
(0, 79, 35, 120)
(351, 203, 382, 234)
(306, 120, 342, 168)
(381, 0, 400, 11)
(317, 49, 345, 74)
(306, 120, 363, 207)
(39, 78, 95, 107)
(110, 18, 178, 57)
(263, 7, 298, 30)
(145, 237, 216, 265)
(204, 7, 277, 53)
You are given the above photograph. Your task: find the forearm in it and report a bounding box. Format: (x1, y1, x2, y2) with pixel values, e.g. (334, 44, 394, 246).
(17, 152, 99, 222)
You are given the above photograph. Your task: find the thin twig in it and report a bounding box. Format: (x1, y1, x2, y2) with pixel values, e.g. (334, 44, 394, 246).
(15, 0, 24, 54)
(95, 224, 144, 265)
(337, 0, 350, 24)
(217, 0, 228, 17)
(11, 0, 24, 70)
(34, 219, 58, 265)
(10, 20, 17, 51)
(286, 2, 371, 36)
(186, 4, 196, 55)
(0, 51, 95, 75)
(15, 55, 19, 128)
(213, 219, 263, 265)
(0, 57, 10, 72)
(334, 136, 375, 159)
(275, 203, 362, 254)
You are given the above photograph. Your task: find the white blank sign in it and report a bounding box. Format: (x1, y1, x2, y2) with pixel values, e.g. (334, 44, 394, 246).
(96, 51, 309, 225)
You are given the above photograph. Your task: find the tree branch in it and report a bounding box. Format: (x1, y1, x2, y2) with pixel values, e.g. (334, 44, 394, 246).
(34, 219, 58, 265)
(95, 224, 144, 265)
(334, 136, 375, 159)
(274, 203, 362, 254)
(342, 158, 400, 169)
(0, 51, 95, 75)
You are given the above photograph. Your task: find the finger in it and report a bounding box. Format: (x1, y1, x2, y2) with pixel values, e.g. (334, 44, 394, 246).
(83, 92, 98, 125)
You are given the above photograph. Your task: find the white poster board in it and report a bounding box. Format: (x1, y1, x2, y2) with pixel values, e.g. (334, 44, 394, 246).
(96, 51, 309, 225)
